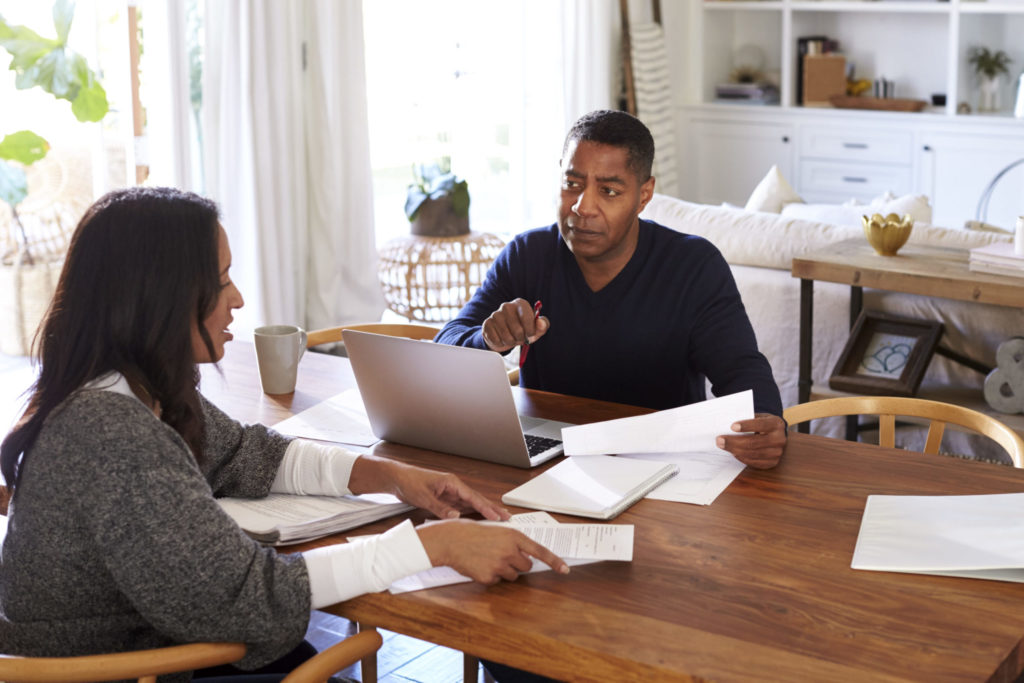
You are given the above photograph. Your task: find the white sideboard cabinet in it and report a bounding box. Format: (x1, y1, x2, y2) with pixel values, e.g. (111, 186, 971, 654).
(681, 105, 1024, 230)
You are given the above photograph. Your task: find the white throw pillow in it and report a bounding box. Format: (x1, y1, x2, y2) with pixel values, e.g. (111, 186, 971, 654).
(744, 165, 803, 214)
(779, 202, 866, 227)
(844, 191, 933, 224)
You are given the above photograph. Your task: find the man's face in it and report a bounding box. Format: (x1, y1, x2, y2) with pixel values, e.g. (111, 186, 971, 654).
(557, 139, 655, 269)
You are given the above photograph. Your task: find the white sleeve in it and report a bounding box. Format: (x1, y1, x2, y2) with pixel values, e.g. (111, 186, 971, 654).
(302, 519, 433, 608)
(270, 439, 360, 496)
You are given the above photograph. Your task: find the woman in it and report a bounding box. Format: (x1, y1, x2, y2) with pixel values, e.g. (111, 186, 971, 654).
(0, 187, 567, 679)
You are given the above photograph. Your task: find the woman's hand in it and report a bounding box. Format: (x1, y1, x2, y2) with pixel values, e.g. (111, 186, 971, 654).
(417, 518, 569, 583)
(348, 455, 510, 521)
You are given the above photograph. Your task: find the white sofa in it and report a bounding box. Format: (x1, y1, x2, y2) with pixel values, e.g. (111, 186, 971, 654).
(640, 193, 1023, 460)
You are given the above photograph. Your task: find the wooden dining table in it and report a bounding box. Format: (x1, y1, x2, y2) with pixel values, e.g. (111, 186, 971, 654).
(202, 341, 1024, 682)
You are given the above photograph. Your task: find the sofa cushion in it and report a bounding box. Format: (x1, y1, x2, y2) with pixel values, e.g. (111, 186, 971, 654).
(780, 191, 933, 226)
(641, 193, 1012, 271)
(743, 164, 803, 213)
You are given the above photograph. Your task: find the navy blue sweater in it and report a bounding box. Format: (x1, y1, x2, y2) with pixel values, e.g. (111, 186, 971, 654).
(436, 220, 783, 416)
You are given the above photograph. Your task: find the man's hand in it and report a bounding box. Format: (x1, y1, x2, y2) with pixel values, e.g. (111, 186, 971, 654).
(481, 298, 550, 352)
(349, 455, 510, 521)
(417, 519, 569, 583)
(716, 413, 787, 469)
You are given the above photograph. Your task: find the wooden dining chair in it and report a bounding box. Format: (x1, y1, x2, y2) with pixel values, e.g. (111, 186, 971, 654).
(305, 322, 439, 348)
(783, 396, 1024, 467)
(308, 321, 520, 385)
(0, 630, 383, 683)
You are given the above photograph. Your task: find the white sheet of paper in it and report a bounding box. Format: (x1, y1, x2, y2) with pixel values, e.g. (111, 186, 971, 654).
(272, 389, 378, 446)
(617, 450, 746, 505)
(560, 390, 754, 456)
(378, 513, 628, 594)
(852, 493, 1024, 583)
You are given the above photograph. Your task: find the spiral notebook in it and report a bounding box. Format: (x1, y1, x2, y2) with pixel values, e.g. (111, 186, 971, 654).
(501, 455, 679, 520)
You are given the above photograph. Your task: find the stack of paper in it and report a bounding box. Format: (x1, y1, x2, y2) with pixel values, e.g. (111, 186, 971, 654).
(501, 455, 678, 520)
(218, 493, 413, 545)
(557, 390, 753, 506)
(851, 492, 1024, 582)
(968, 242, 1024, 279)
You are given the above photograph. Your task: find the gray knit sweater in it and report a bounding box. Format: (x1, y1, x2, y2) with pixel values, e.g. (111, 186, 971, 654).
(0, 388, 310, 679)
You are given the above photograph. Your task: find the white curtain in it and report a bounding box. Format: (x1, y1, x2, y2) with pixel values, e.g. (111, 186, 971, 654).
(203, 0, 381, 335)
(559, 0, 620, 132)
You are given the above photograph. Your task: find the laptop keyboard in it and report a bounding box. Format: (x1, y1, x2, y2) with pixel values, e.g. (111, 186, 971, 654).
(525, 434, 562, 458)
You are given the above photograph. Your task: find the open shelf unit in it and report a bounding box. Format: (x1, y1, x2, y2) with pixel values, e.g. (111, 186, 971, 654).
(697, 0, 1024, 116)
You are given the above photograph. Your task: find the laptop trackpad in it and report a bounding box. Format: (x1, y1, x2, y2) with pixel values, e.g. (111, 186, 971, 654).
(520, 415, 562, 439)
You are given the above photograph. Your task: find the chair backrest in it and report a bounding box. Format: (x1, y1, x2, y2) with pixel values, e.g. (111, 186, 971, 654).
(306, 322, 438, 348)
(0, 630, 383, 683)
(309, 322, 520, 385)
(783, 396, 1024, 467)
(0, 642, 246, 683)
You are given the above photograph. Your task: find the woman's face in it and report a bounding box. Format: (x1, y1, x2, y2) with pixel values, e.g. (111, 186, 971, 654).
(192, 225, 244, 363)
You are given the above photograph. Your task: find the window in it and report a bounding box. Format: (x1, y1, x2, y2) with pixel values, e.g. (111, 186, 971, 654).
(362, 0, 565, 247)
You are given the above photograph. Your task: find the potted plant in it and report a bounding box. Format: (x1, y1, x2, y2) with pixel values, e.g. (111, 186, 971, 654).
(0, 0, 108, 355)
(404, 160, 470, 237)
(967, 46, 1012, 112)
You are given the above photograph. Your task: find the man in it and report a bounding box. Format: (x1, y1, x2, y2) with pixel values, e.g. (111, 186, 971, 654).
(437, 109, 786, 470)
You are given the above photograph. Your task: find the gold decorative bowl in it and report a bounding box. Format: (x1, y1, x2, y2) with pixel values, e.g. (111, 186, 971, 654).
(862, 213, 913, 256)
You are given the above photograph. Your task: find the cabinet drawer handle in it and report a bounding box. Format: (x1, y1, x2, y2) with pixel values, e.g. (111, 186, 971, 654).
(842, 142, 869, 149)
(842, 176, 868, 183)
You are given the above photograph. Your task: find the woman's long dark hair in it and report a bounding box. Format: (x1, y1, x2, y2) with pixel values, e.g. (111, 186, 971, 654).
(1, 187, 223, 490)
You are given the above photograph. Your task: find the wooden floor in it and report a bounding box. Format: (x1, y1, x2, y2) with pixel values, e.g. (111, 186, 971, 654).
(0, 352, 487, 683)
(306, 611, 491, 683)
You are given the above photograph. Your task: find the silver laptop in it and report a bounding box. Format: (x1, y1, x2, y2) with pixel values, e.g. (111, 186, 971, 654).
(342, 330, 568, 468)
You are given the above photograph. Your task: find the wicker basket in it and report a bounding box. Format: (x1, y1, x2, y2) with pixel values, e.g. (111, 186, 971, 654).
(377, 231, 505, 323)
(0, 148, 91, 355)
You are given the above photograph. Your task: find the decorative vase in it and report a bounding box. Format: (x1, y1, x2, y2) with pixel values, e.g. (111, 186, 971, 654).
(978, 74, 1002, 113)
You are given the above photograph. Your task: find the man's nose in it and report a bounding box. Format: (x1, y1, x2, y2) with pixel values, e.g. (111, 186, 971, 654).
(572, 188, 596, 215)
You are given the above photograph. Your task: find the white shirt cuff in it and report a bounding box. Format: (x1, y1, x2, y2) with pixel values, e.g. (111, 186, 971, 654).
(303, 519, 432, 608)
(270, 439, 359, 496)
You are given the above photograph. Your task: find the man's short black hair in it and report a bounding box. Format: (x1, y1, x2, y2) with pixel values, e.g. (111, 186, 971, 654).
(562, 109, 655, 182)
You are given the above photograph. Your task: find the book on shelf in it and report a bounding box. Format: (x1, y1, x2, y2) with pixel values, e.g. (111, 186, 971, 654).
(218, 493, 413, 545)
(501, 455, 678, 520)
(968, 241, 1024, 278)
(715, 82, 779, 104)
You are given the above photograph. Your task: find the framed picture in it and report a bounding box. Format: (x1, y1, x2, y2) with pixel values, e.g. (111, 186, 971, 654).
(828, 310, 944, 397)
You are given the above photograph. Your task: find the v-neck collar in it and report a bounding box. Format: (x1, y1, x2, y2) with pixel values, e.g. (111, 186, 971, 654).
(558, 220, 651, 304)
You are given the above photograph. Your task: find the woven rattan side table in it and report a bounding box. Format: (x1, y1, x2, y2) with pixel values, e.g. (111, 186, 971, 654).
(377, 231, 505, 323)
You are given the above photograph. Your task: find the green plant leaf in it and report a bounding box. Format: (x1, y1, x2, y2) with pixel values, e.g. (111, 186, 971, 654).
(53, 0, 74, 44)
(20, 49, 78, 100)
(0, 131, 49, 164)
(405, 187, 429, 221)
(0, 24, 59, 71)
(72, 80, 107, 121)
(450, 180, 470, 217)
(0, 161, 28, 208)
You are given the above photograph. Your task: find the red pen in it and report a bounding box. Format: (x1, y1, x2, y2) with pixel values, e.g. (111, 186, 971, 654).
(518, 300, 543, 368)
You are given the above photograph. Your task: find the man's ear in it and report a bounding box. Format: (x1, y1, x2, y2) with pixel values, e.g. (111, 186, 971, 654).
(637, 175, 656, 213)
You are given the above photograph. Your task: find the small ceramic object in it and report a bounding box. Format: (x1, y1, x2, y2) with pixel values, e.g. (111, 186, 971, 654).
(862, 213, 914, 256)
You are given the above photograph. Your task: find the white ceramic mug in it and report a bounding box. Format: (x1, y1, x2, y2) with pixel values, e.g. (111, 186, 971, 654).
(254, 325, 307, 395)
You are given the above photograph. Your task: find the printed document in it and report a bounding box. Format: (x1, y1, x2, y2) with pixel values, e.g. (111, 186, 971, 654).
(560, 391, 754, 505)
(358, 512, 632, 594)
(272, 389, 378, 446)
(852, 492, 1024, 582)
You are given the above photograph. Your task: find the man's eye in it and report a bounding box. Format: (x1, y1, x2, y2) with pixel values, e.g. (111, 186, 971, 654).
(603, 187, 620, 197)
